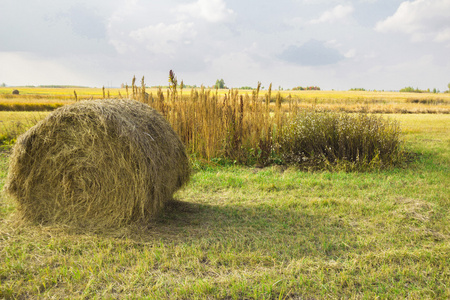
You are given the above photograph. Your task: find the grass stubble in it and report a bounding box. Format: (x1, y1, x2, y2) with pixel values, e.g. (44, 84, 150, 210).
(0, 108, 449, 298)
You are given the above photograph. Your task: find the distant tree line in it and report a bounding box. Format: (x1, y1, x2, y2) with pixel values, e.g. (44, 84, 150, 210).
(38, 85, 89, 88)
(400, 86, 441, 93)
(292, 86, 321, 91)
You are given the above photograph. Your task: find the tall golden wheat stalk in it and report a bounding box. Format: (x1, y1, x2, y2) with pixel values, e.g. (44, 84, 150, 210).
(130, 72, 291, 165)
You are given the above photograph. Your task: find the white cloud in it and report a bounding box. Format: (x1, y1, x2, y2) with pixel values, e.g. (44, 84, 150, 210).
(0, 52, 95, 86)
(108, 39, 134, 54)
(297, 0, 340, 4)
(434, 28, 450, 43)
(129, 22, 197, 54)
(178, 0, 235, 23)
(375, 0, 450, 43)
(310, 4, 354, 24)
(284, 16, 305, 28)
(344, 49, 356, 58)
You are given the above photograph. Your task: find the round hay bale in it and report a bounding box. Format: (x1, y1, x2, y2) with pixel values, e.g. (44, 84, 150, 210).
(4, 99, 190, 227)
(12, 89, 19, 95)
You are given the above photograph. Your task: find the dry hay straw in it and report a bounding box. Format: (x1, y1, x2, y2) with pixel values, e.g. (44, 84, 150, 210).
(4, 99, 190, 228)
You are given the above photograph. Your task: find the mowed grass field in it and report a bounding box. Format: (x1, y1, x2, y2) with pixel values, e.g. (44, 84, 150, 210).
(0, 89, 449, 298)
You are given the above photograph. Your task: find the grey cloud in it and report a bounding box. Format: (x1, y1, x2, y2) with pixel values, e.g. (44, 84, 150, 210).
(279, 40, 344, 66)
(352, 1, 404, 27)
(63, 5, 107, 39)
(0, 1, 111, 56)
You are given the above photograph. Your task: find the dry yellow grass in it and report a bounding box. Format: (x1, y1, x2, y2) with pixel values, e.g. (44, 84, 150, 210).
(0, 87, 127, 109)
(2, 84, 448, 165)
(2, 86, 449, 109)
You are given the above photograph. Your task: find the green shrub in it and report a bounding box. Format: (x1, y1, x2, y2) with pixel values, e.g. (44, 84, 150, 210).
(278, 110, 403, 170)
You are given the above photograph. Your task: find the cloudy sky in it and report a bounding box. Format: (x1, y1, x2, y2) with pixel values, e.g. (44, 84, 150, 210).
(1, 0, 449, 90)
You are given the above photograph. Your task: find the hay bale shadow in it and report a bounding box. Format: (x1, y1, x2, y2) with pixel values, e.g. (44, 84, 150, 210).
(112, 197, 355, 259)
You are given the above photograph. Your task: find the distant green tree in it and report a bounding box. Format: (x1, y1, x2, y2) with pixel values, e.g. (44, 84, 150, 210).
(1, 83, 6, 87)
(400, 86, 423, 93)
(292, 86, 321, 91)
(214, 79, 225, 89)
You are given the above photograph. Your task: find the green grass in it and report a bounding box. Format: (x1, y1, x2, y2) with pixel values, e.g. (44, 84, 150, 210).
(0, 114, 449, 299)
(0, 112, 49, 145)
